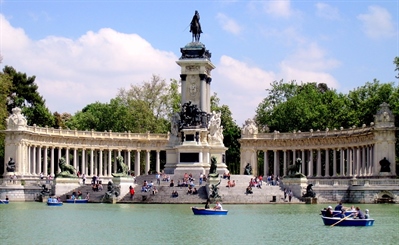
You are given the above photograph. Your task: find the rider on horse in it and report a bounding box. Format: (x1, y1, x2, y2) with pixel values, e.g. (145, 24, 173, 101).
(190, 10, 202, 42)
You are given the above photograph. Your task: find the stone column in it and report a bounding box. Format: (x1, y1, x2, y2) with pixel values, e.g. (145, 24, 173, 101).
(332, 149, 337, 177)
(58, 147, 62, 173)
(325, 148, 329, 177)
(283, 150, 287, 177)
(73, 148, 77, 171)
(135, 150, 141, 176)
(355, 146, 362, 176)
(366, 146, 371, 176)
(90, 149, 94, 176)
(28, 145, 32, 175)
(37, 146, 42, 175)
(99, 149, 103, 177)
(156, 150, 160, 173)
(361, 146, 366, 176)
(340, 148, 345, 176)
(273, 150, 278, 177)
(50, 147, 54, 176)
(348, 148, 352, 177)
(308, 150, 313, 177)
(145, 150, 150, 174)
(43, 146, 48, 175)
(316, 149, 321, 177)
(127, 150, 131, 171)
(66, 148, 71, 169)
(264, 150, 269, 176)
(301, 150, 305, 175)
(81, 149, 86, 175)
(108, 149, 112, 176)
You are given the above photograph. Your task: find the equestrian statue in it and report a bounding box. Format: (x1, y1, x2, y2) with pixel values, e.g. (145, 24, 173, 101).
(190, 10, 202, 42)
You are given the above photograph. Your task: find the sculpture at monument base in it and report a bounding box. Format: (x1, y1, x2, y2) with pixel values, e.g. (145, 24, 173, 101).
(6, 157, 16, 172)
(208, 156, 219, 178)
(244, 163, 252, 175)
(111, 156, 128, 177)
(56, 157, 77, 178)
(104, 181, 120, 203)
(287, 158, 306, 178)
(302, 184, 316, 198)
(209, 181, 221, 199)
(379, 157, 391, 172)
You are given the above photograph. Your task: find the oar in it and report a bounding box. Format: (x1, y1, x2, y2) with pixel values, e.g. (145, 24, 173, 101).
(330, 213, 354, 227)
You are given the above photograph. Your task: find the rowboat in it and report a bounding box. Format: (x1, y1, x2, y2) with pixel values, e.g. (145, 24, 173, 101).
(0, 200, 9, 204)
(191, 206, 228, 215)
(322, 216, 374, 226)
(65, 199, 89, 203)
(320, 209, 356, 217)
(47, 201, 63, 206)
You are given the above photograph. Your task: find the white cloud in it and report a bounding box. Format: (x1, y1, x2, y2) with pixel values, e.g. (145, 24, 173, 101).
(262, 0, 293, 18)
(0, 15, 180, 114)
(216, 13, 242, 35)
(214, 56, 276, 125)
(278, 43, 340, 88)
(357, 5, 395, 39)
(315, 3, 340, 20)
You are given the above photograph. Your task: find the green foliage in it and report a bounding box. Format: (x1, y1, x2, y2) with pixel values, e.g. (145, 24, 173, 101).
(394, 56, 399, 79)
(3, 66, 54, 127)
(211, 93, 241, 174)
(0, 71, 13, 174)
(67, 75, 180, 134)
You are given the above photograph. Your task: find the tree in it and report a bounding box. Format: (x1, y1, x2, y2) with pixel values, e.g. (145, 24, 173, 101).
(0, 70, 12, 175)
(211, 93, 241, 174)
(256, 81, 353, 133)
(3, 66, 54, 127)
(394, 56, 399, 79)
(117, 75, 180, 133)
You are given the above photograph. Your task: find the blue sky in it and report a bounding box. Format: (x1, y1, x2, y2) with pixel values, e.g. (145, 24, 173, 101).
(1, 0, 398, 126)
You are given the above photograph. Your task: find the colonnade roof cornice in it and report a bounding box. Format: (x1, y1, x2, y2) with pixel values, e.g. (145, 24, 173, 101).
(240, 132, 374, 150)
(3, 126, 170, 150)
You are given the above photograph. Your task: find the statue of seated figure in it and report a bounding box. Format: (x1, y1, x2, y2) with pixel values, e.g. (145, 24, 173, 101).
(244, 163, 252, 175)
(6, 157, 16, 172)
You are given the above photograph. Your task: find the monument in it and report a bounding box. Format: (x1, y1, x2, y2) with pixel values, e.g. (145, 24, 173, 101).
(164, 11, 228, 178)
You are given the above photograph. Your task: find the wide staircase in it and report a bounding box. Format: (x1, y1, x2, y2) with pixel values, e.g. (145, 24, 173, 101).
(58, 183, 107, 203)
(118, 174, 303, 204)
(217, 175, 302, 204)
(119, 174, 208, 204)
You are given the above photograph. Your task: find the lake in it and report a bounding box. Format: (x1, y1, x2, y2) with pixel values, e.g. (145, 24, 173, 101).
(0, 202, 398, 245)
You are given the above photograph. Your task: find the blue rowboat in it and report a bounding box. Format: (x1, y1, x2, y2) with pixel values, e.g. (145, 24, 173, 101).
(322, 216, 374, 226)
(0, 200, 9, 204)
(191, 207, 228, 215)
(65, 199, 89, 204)
(320, 209, 356, 217)
(47, 201, 63, 206)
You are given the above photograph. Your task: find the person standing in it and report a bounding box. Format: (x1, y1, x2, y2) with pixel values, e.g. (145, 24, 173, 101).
(82, 174, 86, 185)
(288, 190, 293, 202)
(156, 172, 161, 185)
(129, 185, 135, 200)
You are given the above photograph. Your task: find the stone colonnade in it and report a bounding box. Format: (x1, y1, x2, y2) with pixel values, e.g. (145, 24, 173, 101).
(239, 103, 396, 178)
(3, 125, 169, 178)
(258, 145, 374, 178)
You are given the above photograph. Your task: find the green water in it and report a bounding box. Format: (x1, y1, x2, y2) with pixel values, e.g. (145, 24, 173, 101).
(0, 203, 398, 245)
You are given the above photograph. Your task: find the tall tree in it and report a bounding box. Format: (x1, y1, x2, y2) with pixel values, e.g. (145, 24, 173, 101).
(0, 70, 13, 174)
(3, 66, 54, 127)
(117, 75, 180, 133)
(211, 93, 241, 174)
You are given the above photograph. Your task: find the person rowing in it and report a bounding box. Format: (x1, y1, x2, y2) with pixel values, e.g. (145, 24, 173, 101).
(213, 201, 223, 210)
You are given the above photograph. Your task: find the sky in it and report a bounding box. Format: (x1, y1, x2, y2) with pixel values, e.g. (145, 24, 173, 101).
(1, 0, 398, 126)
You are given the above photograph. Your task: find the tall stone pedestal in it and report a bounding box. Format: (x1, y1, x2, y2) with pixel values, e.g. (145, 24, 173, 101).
(54, 178, 80, 196)
(281, 177, 308, 199)
(112, 176, 135, 201)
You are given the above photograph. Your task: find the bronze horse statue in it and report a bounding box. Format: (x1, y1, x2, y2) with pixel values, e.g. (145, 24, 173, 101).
(190, 10, 202, 42)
